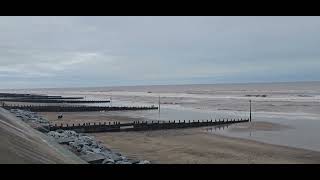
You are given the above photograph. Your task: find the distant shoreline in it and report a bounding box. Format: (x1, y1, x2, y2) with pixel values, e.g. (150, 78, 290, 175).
(1, 80, 320, 91)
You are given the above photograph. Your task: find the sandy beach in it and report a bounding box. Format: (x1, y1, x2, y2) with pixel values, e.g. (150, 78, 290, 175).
(93, 129, 320, 164)
(6, 82, 320, 163)
(39, 111, 320, 164)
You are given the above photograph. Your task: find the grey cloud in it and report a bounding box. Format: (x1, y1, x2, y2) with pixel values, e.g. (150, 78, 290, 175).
(0, 16, 320, 88)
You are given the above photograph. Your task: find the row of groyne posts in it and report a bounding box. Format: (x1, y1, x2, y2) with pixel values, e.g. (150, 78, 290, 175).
(48, 100, 253, 133)
(0, 99, 111, 103)
(1, 104, 158, 112)
(1, 93, 253, 133)
(49, 118, 250, 133)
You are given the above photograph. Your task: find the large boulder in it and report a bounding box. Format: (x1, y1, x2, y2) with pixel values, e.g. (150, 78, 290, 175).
(79, 153, 106, 164)
(102, 158, 115, 164)
(63, 130, 78, 137)
(115, 161, 132, 164)
(57, 137, 76, 145)
(138, 160, 150, 164)
(56, 129, 64, 133)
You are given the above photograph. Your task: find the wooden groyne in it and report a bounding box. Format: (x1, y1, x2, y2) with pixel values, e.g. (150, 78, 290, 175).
(0, 93, 83, 99)
(0, 99, 110, 103)
(49, 118, 249, 133)
(2, 104, 158, 112)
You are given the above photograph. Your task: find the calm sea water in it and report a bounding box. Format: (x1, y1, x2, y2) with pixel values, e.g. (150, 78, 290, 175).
(3, 81, 320, 151)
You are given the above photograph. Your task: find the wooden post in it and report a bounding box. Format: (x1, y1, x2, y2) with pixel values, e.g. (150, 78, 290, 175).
(249, 100, 252, 122)
(158, 95, 161, 114)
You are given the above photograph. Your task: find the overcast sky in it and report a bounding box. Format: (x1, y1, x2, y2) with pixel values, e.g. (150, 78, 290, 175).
(0, 16, 320, 88)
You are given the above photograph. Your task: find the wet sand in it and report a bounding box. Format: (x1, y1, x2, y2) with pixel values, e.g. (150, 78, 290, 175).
(40, 111, 320, 164)
(93, 128, 320, 164)
(228, 121, 293, 132)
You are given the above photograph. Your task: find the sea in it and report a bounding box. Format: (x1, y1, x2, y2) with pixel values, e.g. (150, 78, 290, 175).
(2, 81, 320, 151)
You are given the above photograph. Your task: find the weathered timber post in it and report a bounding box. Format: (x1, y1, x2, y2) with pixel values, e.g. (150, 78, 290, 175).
(158, 96, 161, 114)
(249, 100, 252, 122)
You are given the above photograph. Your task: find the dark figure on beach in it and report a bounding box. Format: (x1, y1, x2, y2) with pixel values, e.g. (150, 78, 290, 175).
(57, 114, 63, 119)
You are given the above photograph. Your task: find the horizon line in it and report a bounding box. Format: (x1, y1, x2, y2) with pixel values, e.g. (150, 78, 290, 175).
(1, 80, 320, 91)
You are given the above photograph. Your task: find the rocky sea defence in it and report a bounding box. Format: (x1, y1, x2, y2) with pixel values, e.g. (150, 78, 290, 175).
(9, 109, 150, 164)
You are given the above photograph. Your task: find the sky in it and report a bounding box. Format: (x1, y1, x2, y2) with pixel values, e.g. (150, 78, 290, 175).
(0, 16, 320, 88)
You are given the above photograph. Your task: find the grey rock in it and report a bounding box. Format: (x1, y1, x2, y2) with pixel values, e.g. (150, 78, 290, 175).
(57, 137, 76, 145)
(99, 151, 123, 162)
(137, 160, 150, 164)
(79, 136, 94, 145)
(98, 151, 112, 158)
(115, 161, 132, 164)
(64, 130, 78, 137)
(81, 150, 95, 155)
(36, 126, 50, 133)
(56, 129, 64, 133)
(110, 154, 122, 162)
(80, 145, 99, 155)
(91, 148, 102, 154)
(102, 158, 115, 164)
(47, 131, 64, 139)
(129, 159, 140, 164)
(91, 142, 99, 148)
(79, 153, 106, 164)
